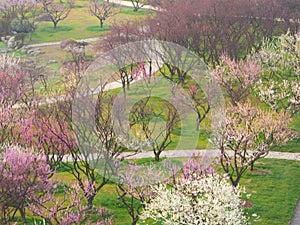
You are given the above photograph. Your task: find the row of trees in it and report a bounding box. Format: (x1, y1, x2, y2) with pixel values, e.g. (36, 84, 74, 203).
(101, 0, 300, 66)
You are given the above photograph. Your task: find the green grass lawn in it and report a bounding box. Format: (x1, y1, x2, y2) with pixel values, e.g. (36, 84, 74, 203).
(242, 158, 300, 225)
(24, 1, 153, 44)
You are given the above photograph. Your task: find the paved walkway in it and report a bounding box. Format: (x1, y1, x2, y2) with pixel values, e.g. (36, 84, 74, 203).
(124, 149, 300, 161)
(290, 197, 300, 225)
(26, 37, 101, 48)
(109, 0, 159, 11)
(60, 149, 300, 162)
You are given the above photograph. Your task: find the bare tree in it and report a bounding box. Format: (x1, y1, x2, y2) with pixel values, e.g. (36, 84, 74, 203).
(89, 0, 119, 29)
(129, 96, 179, 161)
(42, 0, 72, 30)
(56, 88, 130, 210)
(130, 0, 146, 12)
(99, 19, 150, 95)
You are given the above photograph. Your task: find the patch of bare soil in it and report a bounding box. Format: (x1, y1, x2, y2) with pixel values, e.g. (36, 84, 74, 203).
(241, 199, 253, 208)
(250, 167, 272, 175)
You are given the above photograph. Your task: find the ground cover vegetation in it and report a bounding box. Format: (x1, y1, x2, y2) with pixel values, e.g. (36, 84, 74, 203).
(0, 0, 299, 224)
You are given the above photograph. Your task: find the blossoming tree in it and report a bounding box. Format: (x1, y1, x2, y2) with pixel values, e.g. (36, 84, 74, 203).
(211, 102, 297, 186)
(255, 31, 300, 116)
(213, 55, 262, 105)
(140, 155, 248, 225)
(0, 144, 52, 224)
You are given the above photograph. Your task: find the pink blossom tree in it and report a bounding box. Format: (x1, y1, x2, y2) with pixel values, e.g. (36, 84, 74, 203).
(0, 144, 113, 224)
(0, 144, 52, 224)
(213, 55, 262, 105)
(0, 55, 62, 170)
(15, 109, 76, 171)
(0, 55, 26, 145)
(29, 182, 113, 225)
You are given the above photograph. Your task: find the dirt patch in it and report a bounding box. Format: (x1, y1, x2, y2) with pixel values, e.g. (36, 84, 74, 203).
(241, 199, 253, 208)
(250, 170, 271, 175)
(244, 178, 252, 184)
(250, 166, 272, 175)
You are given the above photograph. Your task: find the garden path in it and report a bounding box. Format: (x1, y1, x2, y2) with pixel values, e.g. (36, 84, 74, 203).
(60, 149, 300, 162)
(290, 197, 300, 225)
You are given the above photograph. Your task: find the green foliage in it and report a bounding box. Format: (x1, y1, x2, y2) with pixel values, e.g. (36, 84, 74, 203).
(10, 19, 33, 33)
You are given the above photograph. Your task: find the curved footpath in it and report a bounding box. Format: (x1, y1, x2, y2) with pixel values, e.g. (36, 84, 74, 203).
(27, 37, 101, 48)
(122, 149, 300, 161)
(60, 149, 300, 162)
(290, 198, 300, 225)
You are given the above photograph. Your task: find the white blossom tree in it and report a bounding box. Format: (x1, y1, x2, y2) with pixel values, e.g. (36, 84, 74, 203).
(140, 155, 249, 225)
(255, 31, 300, 116)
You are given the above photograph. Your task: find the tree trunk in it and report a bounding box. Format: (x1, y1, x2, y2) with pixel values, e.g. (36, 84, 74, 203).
(131, 217, 139, 225)
(231, 175, 241, 187)
(100, 20, 104, 29)
(53, 22, 57, 30)
(87, 195, 95, 213)
(196, 116, 200, 131)
(250, 161, 254, 171)
(154, 153, 160, 162)
(29, 31, 33, 41)
(19, 208, 27, 224)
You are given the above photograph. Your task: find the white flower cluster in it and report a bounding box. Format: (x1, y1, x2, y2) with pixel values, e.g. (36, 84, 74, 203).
(140, 174, 248, 225)
(255, 31, 300, 115)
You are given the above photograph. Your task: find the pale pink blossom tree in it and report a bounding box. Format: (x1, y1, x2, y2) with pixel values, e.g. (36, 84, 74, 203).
(211, 102, 297, 186)
(213, 55, 262, 105)
(89, 0, 119, 29)
(117, 160, 179, 224)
